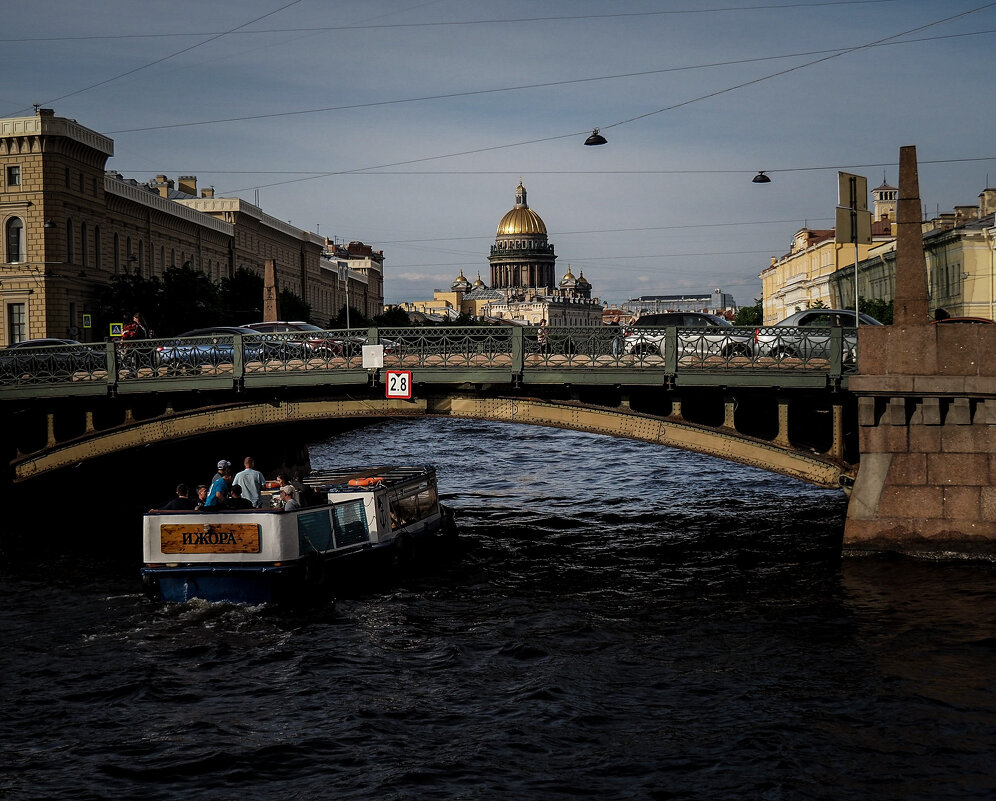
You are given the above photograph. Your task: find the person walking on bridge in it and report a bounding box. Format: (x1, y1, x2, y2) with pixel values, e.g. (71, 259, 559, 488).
(233, 456, 266, 508)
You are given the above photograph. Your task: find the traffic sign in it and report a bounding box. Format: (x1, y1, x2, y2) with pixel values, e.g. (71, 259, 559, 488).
(82, 314, 92, 329)
(109, 322, 123, 337)
(385, 370, 412, 399)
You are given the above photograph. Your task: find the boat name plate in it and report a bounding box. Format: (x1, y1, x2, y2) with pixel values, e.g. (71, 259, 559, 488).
(160, 523, 261, 553)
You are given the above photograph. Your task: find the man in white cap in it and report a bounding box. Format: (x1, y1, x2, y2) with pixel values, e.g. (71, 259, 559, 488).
(279, 484, 300, 511)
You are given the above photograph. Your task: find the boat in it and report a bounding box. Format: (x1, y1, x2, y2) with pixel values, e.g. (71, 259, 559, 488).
(141, 465, 455, 604)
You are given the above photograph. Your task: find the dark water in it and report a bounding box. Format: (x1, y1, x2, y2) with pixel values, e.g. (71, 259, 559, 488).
(3, 419, 995, 800)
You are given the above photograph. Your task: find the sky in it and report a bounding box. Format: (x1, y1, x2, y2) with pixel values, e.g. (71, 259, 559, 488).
(5, 0, 996, 307)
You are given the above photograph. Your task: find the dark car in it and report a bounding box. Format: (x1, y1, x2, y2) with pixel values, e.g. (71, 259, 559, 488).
(244, 321, 342, 358)
(754, 308, 882, 362)
(623, 312, 753, 358)
(0, 338, 107, 379)
(157, 326, 294, 373)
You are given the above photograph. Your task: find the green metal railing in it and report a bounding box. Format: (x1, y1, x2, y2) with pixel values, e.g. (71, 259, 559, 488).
(0, 324, 859, 399)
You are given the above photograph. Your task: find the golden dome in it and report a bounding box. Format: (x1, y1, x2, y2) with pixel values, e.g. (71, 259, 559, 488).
(496, 182, 547, 236)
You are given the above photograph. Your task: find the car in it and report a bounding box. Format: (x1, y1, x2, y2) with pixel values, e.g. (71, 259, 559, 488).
(754, 308, 882, 363)
(244, 321, 342, 358)
(622, 312, 753, 359)
(156, 326, 295, 373)
(0, 338, 107, 378)
(931, 316, 995, 324)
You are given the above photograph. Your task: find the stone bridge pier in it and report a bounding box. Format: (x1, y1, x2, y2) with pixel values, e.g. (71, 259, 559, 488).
(845, 146, 996, 556)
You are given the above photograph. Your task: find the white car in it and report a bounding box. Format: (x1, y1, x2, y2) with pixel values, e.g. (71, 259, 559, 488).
(623, 312, 753, 359)
(754, 309, 882, 363)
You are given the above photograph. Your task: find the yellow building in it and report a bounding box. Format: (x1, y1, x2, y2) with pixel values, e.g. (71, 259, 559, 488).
(759, 181, 896, 324)
(0, 108, 380, 345)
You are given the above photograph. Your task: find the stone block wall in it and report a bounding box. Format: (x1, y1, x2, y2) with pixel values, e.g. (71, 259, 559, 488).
(845, 324, 996, 554)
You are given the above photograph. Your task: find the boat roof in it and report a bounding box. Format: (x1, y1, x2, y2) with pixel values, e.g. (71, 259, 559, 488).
(304, 465, 436, 491)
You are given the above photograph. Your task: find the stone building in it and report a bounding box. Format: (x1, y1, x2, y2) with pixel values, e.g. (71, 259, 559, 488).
(397, 181, 604, 325)
(759, 179, 897, 324)
(0, 108, 381, 345)
(828, 188, 996, 319)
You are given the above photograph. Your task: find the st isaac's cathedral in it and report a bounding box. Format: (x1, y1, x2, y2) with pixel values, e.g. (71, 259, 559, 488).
(401, 183, 604, 325)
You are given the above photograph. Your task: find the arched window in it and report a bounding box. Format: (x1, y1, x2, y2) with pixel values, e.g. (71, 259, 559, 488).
(138, 240, 144, 275)
(160, 246, 165, 275)
(170, 248, 175, 268)
(94, 226, 101, 269)
(66, 218, 75, 263)
(113, 232, 120, 273)
(5, 217, 24, 263)
(81, 223, 88, 267)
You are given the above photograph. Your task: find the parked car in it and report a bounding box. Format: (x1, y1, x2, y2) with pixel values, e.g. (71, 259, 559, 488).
(0, 338, 106, 377)
(754, 308, 882, 362)
(623, 312, 753, 358)
(244, 321, 341, 357)
(157, 326, 295, 372)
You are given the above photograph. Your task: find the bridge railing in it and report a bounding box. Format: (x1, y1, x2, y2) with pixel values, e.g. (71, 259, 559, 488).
(0, 324, 859, 397)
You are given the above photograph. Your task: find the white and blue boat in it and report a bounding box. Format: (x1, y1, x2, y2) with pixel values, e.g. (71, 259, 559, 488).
(141, 465, 454, 604)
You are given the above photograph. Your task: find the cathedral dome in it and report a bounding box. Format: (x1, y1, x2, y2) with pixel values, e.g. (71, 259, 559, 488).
(576, 271, 590, 287)
(559, 267, 577, 288)
(473, 273, 486, 288)
(496, 182, 547, 236)
(451, 270, 471, 292)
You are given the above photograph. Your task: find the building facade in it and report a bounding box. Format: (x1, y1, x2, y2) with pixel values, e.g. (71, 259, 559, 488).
(399, 182, 603, 325)
(759, 180, 897, 324)
(828, 188, 996, 319)
(0, 109, 381, 345)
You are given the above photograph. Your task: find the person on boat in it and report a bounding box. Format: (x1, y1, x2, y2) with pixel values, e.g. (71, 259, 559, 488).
(211, 459, 231, 486)
(276, 473, 303, 507)
(279, 485, 300, 511)
(233, 456, 266, 508)
(227, 485, 254, 510)
(159, 483, 197, 511)
(205, 465, 232, 508)
(194, 484, 210, 510)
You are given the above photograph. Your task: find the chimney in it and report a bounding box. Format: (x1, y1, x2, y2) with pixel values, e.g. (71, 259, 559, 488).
(178, 175, 197, 196)
(200, 186, 215, 198)
(37, 108, 55, 117)
(151, 175, 173, 199)
(979, 188, 996, 218)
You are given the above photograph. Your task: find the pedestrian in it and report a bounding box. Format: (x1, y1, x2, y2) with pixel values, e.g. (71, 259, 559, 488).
(276, 473, 303, 507)
(537, 319, 549, 355)
(194, 484, 210, 510)
(608, 315, 622, 357)
(233, 456, 266, 508)
(158, 483, 197, 511)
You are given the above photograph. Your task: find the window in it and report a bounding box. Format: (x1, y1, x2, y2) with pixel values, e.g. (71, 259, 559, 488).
(6, 165, 20, 186)
(66, 218, 75, 262)
(81, 223, 88, 267)
(7, 302, 26, 344)
(94, 226, 101, 269)
(113, 233, 120, 273)
(5, 217, 24, 263)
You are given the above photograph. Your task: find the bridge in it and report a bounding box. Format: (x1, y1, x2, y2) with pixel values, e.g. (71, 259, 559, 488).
(0, 323, 858, 490)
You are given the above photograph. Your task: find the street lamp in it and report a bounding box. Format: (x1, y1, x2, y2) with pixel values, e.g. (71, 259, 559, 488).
(752, 171, 771, 184)
(584, 128, 607, 146)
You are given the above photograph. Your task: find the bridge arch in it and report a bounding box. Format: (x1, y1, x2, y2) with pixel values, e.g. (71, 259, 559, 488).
(12, 394, 852, 489)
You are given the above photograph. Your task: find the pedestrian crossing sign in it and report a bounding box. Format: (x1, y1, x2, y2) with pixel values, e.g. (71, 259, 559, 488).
(110, 322, 124, 337)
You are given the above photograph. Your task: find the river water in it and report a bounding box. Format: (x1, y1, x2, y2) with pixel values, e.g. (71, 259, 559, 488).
(2, 419, 995, 800)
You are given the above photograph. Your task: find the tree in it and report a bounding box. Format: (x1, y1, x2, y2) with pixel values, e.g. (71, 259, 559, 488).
(219, 268, 264, 325)
(94, 273, 163, 336)
(278, 288, 311, 323)
(330, 304, 371, 329)
(160, 264, 221, 334)
(859, 297, 893, 325)
(809, 299, 828, 309)
(734, 299, 763, 326)
(374, 305, 413, 326)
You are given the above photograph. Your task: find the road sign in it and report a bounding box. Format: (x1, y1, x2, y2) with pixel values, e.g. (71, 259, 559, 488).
(109, 322, 124, 337)
(385, 370, 412, 399)
(838, 172, 868, 211)
(82, 314, 92, 329)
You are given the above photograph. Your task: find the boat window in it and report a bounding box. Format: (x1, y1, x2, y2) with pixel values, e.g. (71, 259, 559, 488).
(390, 483, 438, 530)
(332, 499, 370, 548)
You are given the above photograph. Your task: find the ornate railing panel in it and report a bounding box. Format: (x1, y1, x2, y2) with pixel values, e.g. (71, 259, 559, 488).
(0, 324, 858, 398)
